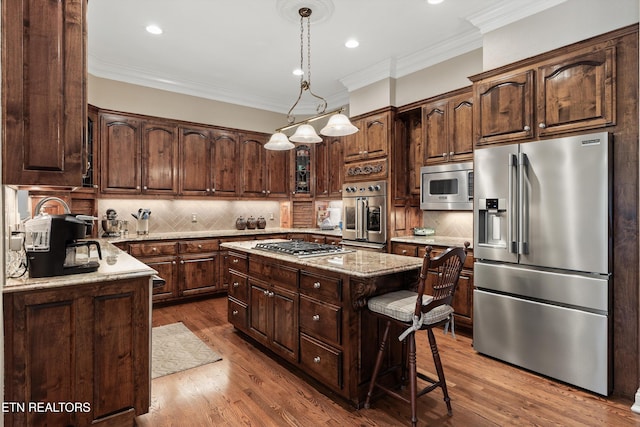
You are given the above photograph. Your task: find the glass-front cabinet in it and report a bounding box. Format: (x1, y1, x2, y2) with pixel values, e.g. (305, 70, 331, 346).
(294, 145, 311, 195)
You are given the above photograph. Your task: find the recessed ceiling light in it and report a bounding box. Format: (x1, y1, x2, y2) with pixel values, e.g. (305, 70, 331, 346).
(146, 24, 163, 35)
(427, 0, 444, 4)
(345, 39, 359, 49)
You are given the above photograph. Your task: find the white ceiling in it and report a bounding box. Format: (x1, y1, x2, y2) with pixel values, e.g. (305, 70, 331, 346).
(88, 0, 565, 115)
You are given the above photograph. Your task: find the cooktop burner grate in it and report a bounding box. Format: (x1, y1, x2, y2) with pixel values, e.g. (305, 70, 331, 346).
(254, 241, 352, 258)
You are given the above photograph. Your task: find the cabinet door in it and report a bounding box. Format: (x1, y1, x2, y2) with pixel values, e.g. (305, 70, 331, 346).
(180, 253, 219, 297)
(343, 118, 364, 162)
(212, 130, 239, 196)
(266, 148, 290, 197)
(271, 285, 299, 361)
(474, 70, 534, 145)
(315, 140, 329, 197)
(423, 100, 448, 164)
(140, 256, 178, 301)
(142, 123, 178, 194)
(100, 113, 142, 193)
(249, 278, 270, 344)
(327, 137, 345, 197)
(2, 0, 86, 186)
(451, 271, 473, 320)
(363, 113, 389, 159)
(239, 133, 266, 196)
(537, 44, 616, 136)
(179, 126, 213, 196)
(449, 92, 474, 162)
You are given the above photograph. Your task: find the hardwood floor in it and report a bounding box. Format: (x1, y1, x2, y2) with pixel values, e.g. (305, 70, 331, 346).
(136, 296, 640, 426)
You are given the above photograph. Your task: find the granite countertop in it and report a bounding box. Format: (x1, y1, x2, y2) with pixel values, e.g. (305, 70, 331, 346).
(390, 235, 473, 249)
(5, 240, 156, 293)
(221, 239, 423, 278)
(107, 227, 342, 243)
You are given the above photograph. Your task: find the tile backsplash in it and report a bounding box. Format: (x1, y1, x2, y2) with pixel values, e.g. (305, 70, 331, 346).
(423, 211, 473, 238)
(97, 199, 282, 234)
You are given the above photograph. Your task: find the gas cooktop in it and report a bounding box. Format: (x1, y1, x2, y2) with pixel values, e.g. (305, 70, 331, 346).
(254, 241, 353, 258)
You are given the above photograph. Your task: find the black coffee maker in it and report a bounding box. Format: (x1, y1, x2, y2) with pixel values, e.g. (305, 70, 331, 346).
(25, 214, 102, 278)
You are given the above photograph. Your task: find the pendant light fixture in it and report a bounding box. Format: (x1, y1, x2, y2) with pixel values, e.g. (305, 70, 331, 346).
(266, 6, 358, 150)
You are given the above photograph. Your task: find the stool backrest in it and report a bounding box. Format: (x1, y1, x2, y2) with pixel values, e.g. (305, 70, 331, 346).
(414, 242, 469, 317)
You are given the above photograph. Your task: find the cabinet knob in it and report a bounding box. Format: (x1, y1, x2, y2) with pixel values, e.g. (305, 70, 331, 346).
(180, 260, 184, 264)
(269, 291, 275, 297)
(312, 314, 320, 322)
(313, 356, 321, 364)
(313, 281, 321, 289)
(232, 310, 238, 316)
(233, 282, 239, 288)
(263, 290, 269, 296)
(233, 259, 239, 263)
(442, 152, 447, 157)
(262, 190, 266, 194)
(402, 250, 407, 254)
(524, 125, 531, 131)
(449, 151, 454, 156)
(538, 123, 546, 129)
(152, 247, 157, 252)
(172, 261, 176, 265)
(198, 244, 202, 249)
(266, 190, 271, 194)
(136, 186, 141, 190)
(143, 186, 148, 190)
(212, 188, 216, 193)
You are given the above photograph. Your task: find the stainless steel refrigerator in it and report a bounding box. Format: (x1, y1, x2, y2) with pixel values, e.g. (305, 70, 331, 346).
(473, 131, 612, 395)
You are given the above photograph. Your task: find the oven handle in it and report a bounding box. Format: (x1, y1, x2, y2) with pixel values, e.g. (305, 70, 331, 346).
(356, 197, 367, 240)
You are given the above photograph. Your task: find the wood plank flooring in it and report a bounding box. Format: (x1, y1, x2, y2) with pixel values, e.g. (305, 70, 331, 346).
(136, 296, 640, 426)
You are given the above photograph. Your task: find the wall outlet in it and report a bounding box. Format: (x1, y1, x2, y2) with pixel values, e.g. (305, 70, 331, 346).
(191, 213, 198, 223)
(269, 212, 274, 220)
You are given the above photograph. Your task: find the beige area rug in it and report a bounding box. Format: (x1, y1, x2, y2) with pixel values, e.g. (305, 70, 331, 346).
(152, 322, 222, 379)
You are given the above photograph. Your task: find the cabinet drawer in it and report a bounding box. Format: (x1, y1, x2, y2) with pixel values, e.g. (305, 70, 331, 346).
(129, 241, 177, 257)
(300, 272, 341, 303)
(228, 271, 249, 303)
(392, 243, 418, 257)
(249, 259, 298, 290)
(179, 239, 219, 253)
(300, 334, 342, 390)
(228, 297, 248, 331)
(308, 235, 326, 244)
(300, 295, 341, 345)
(226, 252, 248, 273)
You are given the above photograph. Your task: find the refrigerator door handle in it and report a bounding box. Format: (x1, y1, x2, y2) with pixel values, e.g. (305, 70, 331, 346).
(518, 152, 529, 254)
(508, 153, 518, 253)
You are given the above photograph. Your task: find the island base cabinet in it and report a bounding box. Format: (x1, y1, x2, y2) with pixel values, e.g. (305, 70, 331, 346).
(3, 278, 151, 427)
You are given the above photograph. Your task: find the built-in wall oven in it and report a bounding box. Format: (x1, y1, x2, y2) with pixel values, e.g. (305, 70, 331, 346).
(341, 180, 386, 251)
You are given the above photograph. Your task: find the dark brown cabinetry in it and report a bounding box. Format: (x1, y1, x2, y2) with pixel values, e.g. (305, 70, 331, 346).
(99, 113, 143, 194)
(128, 239, 221, 303)
(3, 278, 150, 427)
(142, 122, 179, 194)
(212, 129, 240, 196)
(343, 112, 390, 163)
(315, 137, 345, 198)
(391, 242, 474, 329)
(424, 89, 474, 164)
(2, 0, 87, 186)
(240, 132, 290, 197)
(472, 41, 616, 146)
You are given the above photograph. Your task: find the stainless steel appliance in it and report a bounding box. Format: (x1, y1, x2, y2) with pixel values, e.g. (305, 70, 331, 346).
(25, 214, 102, 278)
(420, 161, 473, 210)
(342, 180, 387, 250)
(473, 132, 612, 395)
(254, 240, 353, 258)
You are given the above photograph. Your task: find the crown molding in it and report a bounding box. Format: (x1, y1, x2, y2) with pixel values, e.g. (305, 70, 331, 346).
(466, 0, 568, 34)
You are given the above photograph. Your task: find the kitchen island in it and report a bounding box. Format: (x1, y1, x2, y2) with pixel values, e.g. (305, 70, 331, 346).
(4, 241, 155, 427)
(221, 239, 424, 407)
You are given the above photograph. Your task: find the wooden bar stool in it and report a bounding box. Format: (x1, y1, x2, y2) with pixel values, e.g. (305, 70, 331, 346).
(364, 242, 469, 426)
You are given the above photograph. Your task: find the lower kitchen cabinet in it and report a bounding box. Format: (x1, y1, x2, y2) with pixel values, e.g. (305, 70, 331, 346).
(391, 241, 474, 329)
(3, 277, 151, 427)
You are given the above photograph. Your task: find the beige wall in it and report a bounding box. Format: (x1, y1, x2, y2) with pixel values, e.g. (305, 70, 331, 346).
(88, 74, 286, 133)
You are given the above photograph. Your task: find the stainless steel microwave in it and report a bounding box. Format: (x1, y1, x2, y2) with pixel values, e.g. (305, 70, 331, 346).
(420, 162, 473, 210)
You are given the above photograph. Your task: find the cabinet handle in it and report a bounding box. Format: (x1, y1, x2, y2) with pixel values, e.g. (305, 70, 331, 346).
(232, 310, 238, 316)
(313, 314, 320, 322)
(263, 290, 269, 296)
(233, 259, 239, 263)
(538, 123, 546, 129)
(524, 125, 531, 131)
(313, 356, 321, 364)
(233, 282, 240, 288)
(269, 291, 275, 297)
(313, 281, 321, 289)
(401, 249, 407, 254)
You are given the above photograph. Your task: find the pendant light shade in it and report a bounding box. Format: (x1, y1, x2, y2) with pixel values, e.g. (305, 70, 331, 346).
(264, 132, 295, 150)
(320, 113, 358, 136)
(289, 124, 322, 143)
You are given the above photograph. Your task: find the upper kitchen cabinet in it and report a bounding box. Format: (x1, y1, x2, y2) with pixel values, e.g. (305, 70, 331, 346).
(239, 132, 289, 198)
(424, 88, 474, 165)
(472, 40, 616, 146)
(179, 126, 239, 197)
(315, 137, 344, 198)
(2, 0, 87, 186)
(100, 112, 178, 195)
(343, 111, 391, 163)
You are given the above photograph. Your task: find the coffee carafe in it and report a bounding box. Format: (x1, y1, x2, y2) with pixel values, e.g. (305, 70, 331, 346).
(25, 214, 102, 278)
